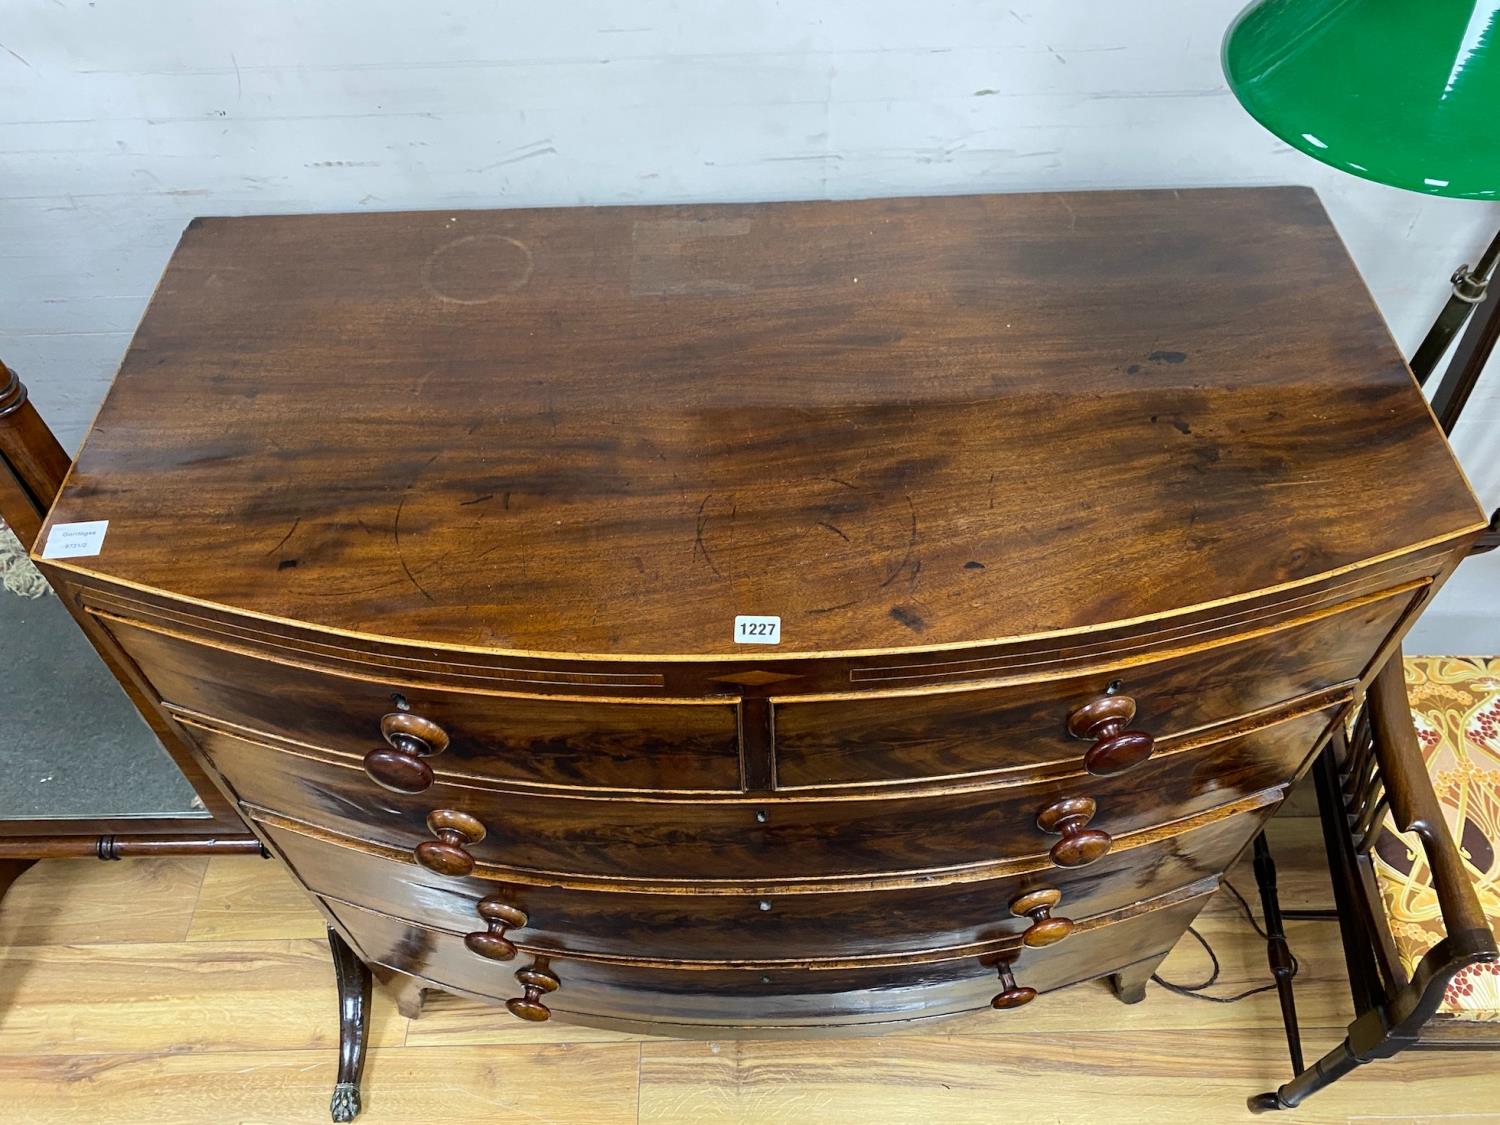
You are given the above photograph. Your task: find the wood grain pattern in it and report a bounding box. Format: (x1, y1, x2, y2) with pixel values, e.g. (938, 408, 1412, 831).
(186, 853, 326, 942)
(191, 706, 1332, 883)
(260, 802, 1274, 961)
(37, 190, 1483, 658)
(774, 587, 1409, 786)
(99, 614, 744, 792)
(91, 579, 1405, 794)
(0, 1045, 642, 1125)
(0, 937, 407, 1056)
(20, 190, 1485, 1052)
(0, 855, 207, 947)
(325, 888, 1214, 1028)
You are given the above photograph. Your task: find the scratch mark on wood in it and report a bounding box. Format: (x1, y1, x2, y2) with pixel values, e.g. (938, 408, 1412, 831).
(393, 494, 436, 602)
(459, 493, 494, 506)
(807, 600, 858, 616)
(879, 495, 918, 589)
(264, 518, 301, 556)
(693, 493, 724, 579)
(816, 521, 850, 542)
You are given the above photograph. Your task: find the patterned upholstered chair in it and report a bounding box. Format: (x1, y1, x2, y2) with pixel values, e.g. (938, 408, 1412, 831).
(1372, 656, 1500, 1023)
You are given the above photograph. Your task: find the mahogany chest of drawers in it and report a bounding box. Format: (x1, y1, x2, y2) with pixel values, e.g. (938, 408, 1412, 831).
(35, 190, 1486, 1052)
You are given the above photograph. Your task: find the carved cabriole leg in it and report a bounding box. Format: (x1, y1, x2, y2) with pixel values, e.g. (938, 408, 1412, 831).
(327, 928, 372, 1123)
(1110, 945, 1175, 1005)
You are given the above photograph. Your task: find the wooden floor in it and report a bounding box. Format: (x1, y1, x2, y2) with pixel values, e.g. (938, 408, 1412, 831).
(0, 816, 1491, 1124)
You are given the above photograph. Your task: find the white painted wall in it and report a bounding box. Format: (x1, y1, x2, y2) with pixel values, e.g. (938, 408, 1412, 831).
(2, 0, 1495, 649)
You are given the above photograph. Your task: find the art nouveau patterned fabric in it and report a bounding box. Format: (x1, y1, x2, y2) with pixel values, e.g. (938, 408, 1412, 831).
(1372, 656, 1500, 1021)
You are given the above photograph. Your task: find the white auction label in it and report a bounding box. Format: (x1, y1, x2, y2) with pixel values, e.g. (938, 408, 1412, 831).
(41, 520, 109, 559)
(733, 615, 781, 645)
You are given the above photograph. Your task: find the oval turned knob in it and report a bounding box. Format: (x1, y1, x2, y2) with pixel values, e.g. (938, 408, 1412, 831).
(1067, 694, 1154, 776)
(414, 809, 485, 876)
(1010, 887, 1075, 948)
(1036, 796, 1112, 868)
(506, 959, 560, 1022)
(990, 962, 1037, 1010)
(363, 713, 450, 793)
(465, 897, 529, 961)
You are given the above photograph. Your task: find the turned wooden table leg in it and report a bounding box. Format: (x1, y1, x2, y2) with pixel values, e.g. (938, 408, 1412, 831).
(327, 928, 372, 1123)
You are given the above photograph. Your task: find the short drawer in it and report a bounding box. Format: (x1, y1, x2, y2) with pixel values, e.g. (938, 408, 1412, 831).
(261, 798, 1273, 960)
(774, 584, 1415, 787)
(325, 884, 1214, 1028)
(100, 615, 742, 792)
(191, 702, 1333, 882)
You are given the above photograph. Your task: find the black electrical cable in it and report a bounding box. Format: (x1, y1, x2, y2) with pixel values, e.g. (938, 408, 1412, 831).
(1149, 879, 1299, 1003)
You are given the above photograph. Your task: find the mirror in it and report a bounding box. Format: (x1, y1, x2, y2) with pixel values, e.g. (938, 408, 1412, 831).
(0, 524, 206, 820)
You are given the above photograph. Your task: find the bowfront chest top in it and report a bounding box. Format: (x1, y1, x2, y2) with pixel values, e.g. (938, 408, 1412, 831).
(37, 189, 1486, 1039)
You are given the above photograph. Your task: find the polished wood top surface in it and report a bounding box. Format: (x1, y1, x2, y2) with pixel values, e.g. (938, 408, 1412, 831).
(41, 188, 1483, 657)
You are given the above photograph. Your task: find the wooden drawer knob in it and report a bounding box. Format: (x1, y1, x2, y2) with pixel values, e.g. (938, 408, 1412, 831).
(1067, 693, 1154, 775)
(465, 897, 528, 961)
(364, 713, 449, 794)
(1010, 887, 1075, 947)
(506, 958, 560, 1022)
(414, 809, 485, 876)
(990, 961, 1037, 1010)
(1036, 796, 1112, 868)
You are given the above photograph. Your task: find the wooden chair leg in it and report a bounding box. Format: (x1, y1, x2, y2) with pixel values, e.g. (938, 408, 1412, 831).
(1249, 1038, 1364, 1112)
(328, 928, 372, 1123)
(1252, 833, 1305, 1074)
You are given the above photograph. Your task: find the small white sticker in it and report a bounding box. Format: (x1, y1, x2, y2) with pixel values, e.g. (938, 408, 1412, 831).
(41, 520, 109, 559)
(734, 615, 781, 645)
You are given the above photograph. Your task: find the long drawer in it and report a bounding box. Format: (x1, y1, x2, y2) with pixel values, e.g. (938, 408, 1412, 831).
(190, 703, 1335, 882)
(325, 884, 1215, 1029)
(96, 582, 1411, 795)
(261, 797, 1273, 960)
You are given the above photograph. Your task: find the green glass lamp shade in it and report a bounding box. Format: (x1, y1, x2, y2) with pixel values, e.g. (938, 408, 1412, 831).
(1224, 0, 1500, 198)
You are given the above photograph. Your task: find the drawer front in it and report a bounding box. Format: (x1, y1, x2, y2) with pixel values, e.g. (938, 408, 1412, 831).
(326, 887, 1213, 1028)
(775, 585, 1414, 787)
(192, 704, 1332, 882)
(100, 615, 742, 792)
(262, 800, 1272, 960)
